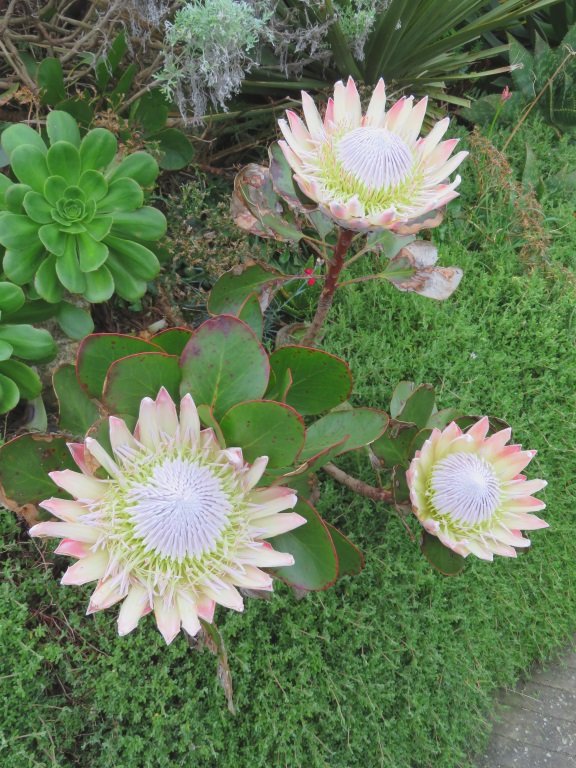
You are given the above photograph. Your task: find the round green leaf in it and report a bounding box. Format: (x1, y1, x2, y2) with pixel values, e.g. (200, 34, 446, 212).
(80, 128, 118, 172)
(23, 191, 53, 224)
(105, 253, 147, 301)
(39, 223, 68, 257)
(104, 235, 159, 280)
(151, 128, 194, 171)
(324, 521, 364, 577)
(0, 359, 41, 400)
(38, 59, 67, 106)
(266, 498, 338, 591)
(427, 408, 463, 429)
(0, 433, 77, 507)
(77, 232, 108, 272)
(220, 400, 305, 468)
(0, 324, 56, 361)
(396, 384, 436, 429)
(77, 333, 163, 399)
(46, 110, 81, 148)
(102, 352, 181, 418)
(83, 264, 115, 303)
(301, 407, 389, 461)
(208, 263, 282, 316)
(3, 243, 45, 285)
(179, 316, 270, 420)
(109, 207, 167, 241)
(47, 141, 81, 185)
(55, 301, 94, 339)
(1, 124, 47, 159)
(0, 283, 25, 315)
(268, 346, 353, 416)
(0, 213, 41, 251)
(55, 238, 87, 294)
(108, 151, 159, 187)
(370, 420, 418, 468)
(0, 340, 13, 361)
(0, 372, 21, 413)
(84, 215, 113, 242)
(10, 145, 50, 193)
(53, 364, 101, 437)
(421, 531, 465, 576)
(151, 328, 193, 357)
(4, 183, 32, 214)
(35, 253, 64, 303)
(78, 170, 108, 202)
(97, 177, 143, 213)
(44, 175, 68, 205)
(237, 292, 263, 340)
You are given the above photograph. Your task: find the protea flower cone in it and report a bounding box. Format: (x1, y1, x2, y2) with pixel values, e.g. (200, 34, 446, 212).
(278, 77, 468, 231)
(406, 417, 548, 560)
(30, 388, 305, 644)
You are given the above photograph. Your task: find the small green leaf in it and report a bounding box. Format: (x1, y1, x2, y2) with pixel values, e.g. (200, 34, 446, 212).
(95, 29, 127, 91)
(409, 428, 432, 457)
(35, 254, 64, 303)
(390, 381, 415, 419)
(104, 235, 159, 280)
(220, 400, 305, 468)
(55, 301, 94, 339)
(84, 215, 113, 241)
(97, 178, 143, 213)
(47, 141, 81, 185)
(56, 237, 86, 294)
(0, 373, 20, 413)
(79, 170, 108, 202)
(39, 223, 67, 257)
(135, 89, 170, 134)
(102, 352, 181, 418)
(324, 522, 364, 577)
(0, 324, 56, 361)
(46, 110, 81, 147)
(77, 333, 162, 399)
(3, 244, 45, 285)
(0, 340, 13, 361)
(44, 175, 67, 205)
(80, 129, 118, 172)
(108, 151, 159, 187)
(0, 283, 25, 315)
(77, 232, 108, 272)
(179, 316, 270, 421)
(151, 328, 193, 357)
(38, 59, 67, 106)
(301, 407, 389, 461)
(54, 364, 101, 437)
(55, 97, 94, 126)
(268, 346, 353, 416)
(237, 292, 263, 339)
(83, 265, 115, 303)
(151, 129, 194, 171)
(0, 359, 41, 400)
(105, 253, 147, 301)
(23, 191, 53, 224)
(396, 384, 436, 429)
(0, 434, 77, 508)
(196, 404, 226, 446)
(370, 420, 418, 468)
(421, 530, 465, 576)
(267, 498, 338, 591)
(10, 145, 50, 193)
(1, 124, 47, 159)
(109, 207, 167, 241)
(208, 263, 283, 316)
(426, 408, 462, 429)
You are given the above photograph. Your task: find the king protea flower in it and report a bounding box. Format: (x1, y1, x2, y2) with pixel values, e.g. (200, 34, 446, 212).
(29, 388, 305, 644)
(406, 417, 548, 560)
(278, 77, 468, 231)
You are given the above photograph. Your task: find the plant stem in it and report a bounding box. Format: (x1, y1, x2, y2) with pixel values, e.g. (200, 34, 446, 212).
(322, 463, 393, 504)
(301, 229, 354, 347)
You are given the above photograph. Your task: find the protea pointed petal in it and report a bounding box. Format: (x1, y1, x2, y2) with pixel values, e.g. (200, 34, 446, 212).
(118, 584, 151, 636)
(153, 597, 181, 645)
(61, 549, 109, 585)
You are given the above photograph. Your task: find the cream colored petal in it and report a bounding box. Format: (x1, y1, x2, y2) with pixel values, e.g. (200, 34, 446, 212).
(503, 478, 547, 498)
(278, 140, 306, 174)
(195, 595, 215, 623)
(202, 583, 244, 612)
(301, 90, 324, 136)
(49, 469, 109, 500)
(231, 565, 274, 590)
(61, 549, 110, 585)
(153, 596, 181, 645)
(84, 437, 122, 479)
(344, 77, 362, 127)
(54, 539, 91, 558)
(364, 78, 386, 126)
(118, 584, 151, 636)
(222, 447, 244, 470)
(427, 138, 460, 168)
(40, 497, 89, 522)
(465, 416, 490, 444)
(279, 118, 308, 157)
(68, 443, 93, 475)
(493, 450, 536, 481)
(463, 538, 494, 561)
(248, 487, 297, 517)
(501, 496, 546, 513)
(287, 110, 313, 150)
(498, 511, 548, 531)
(135, 397, 161, 450)
(155, 386, 179, 437)
(176, 592, 201, 637)
(87, 578, 127, 613)
(29, 521, 99, 543)
(237, 542, 294, 567)
(253, 512, 307, 537)
(385, 96, 414, 133)
(404, 96, 428, 144)
(179, 393, 200, 446)
(490, 523, 531, 548)
(425, 151, 469, 184)
(333, 80, 347, 124)
(418, 118, 450, 157)
(109, 415, 139, 455)
(484, 538, 517, 558)
(324, 97, 335, 130)
(243, 455, 269, 490)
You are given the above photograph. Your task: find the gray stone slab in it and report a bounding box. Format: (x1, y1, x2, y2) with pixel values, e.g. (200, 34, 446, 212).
(530, 665, 576, 695)
(477, 733, 576, 768)
(501, 683, 576, 723)
(492, 707, 576, 755)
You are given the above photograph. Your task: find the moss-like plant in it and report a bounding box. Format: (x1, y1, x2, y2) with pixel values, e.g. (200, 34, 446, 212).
(0, 111, 167, 304)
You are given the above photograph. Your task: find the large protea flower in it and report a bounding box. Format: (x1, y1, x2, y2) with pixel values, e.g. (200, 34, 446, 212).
(406, 417, 548, 560)
(29, 388, 305, 644)
(278, 77, 468, 231)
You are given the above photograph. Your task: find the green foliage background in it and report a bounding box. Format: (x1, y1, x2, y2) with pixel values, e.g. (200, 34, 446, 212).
(2, 117, 576, 768)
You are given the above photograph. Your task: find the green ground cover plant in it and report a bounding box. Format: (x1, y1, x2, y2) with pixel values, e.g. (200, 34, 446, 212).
(1, 113, 575, 767)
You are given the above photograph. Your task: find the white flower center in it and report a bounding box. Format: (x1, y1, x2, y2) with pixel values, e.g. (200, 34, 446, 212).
(126, 457, 233, 561)
(336, 127, 413, 191)
(430, 452, 501, 526)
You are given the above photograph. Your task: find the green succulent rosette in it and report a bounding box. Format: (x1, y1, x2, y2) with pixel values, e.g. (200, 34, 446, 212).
(0, 111, 167, 304)
(0, 281, 56, 413)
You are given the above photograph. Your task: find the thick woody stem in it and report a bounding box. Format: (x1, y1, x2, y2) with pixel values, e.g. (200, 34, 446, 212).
(323, 463, 393, 504)
(301, 228, 354, 347)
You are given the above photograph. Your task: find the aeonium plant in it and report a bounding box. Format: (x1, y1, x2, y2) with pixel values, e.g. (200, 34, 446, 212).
(230, 77, 468, 346)
(0, 110, 166, 304)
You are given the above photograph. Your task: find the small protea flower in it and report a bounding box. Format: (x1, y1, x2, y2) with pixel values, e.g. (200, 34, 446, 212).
(29, 388, 305, 644)
(278, 77, 468, 231)
(406, 417, 548, 561)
